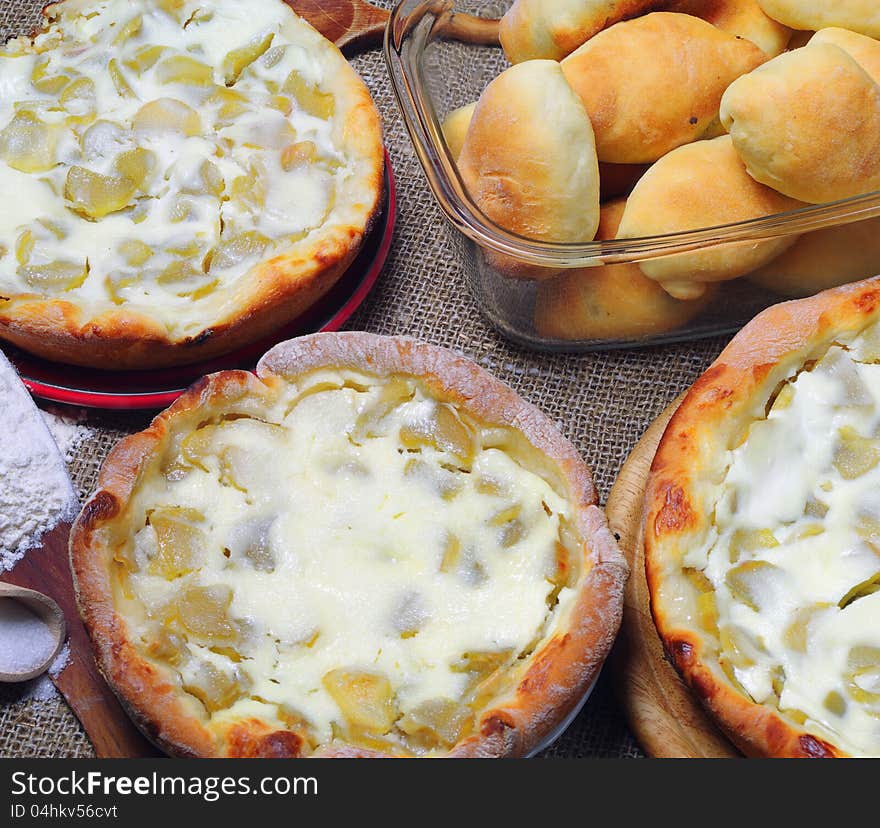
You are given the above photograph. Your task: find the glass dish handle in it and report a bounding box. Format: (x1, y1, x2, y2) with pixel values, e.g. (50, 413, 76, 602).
(389, 1, 499, 47)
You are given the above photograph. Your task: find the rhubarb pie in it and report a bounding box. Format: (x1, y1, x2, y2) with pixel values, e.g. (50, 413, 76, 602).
(0, 0, 383, 368)
(70, 333, 627, 758)
(645, 277, 880, 757)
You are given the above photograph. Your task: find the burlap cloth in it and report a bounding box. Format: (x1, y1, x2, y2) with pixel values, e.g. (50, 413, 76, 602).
(0, 0, 734, 759)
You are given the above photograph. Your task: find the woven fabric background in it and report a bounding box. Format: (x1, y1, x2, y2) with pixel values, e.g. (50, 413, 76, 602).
(0, 0, 732, 759)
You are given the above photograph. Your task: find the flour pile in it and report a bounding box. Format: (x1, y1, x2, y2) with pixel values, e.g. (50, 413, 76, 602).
(40, 406, 94, 463)
(0, 351, 78, 572)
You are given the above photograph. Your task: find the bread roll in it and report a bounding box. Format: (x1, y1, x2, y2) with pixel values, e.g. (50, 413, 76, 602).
(441, 102, 477, 161)
(616, 136, 801, 299)
(810, 28, 880, 84)
(665, 0, 792, 56)
(561, 13, 766, 163)
(748, 217, 880, 297)
(499, 0, 659, 63)
(756, 0, 880, 39)
(444, 102, 646, 206)
(458, 61, 600, 280)
(535, 199, 714, 339)
(720, 43, 880, 203)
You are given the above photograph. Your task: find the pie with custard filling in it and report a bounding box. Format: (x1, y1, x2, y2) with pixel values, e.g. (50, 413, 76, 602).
(70, 332, 627, 757)
(0, 0, 383, 368)
(645, 277, 880, 757)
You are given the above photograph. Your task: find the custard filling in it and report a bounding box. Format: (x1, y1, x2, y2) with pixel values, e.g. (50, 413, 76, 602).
(682, 325, 880, 755)
(0, 0, 369, 335)
(112, 369, 583, 755)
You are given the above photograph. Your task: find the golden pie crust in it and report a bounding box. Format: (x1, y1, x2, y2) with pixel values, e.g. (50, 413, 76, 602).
(70, 332, 628, 758)
(644, 277, 880, 757)
(0, 0, 383, 369)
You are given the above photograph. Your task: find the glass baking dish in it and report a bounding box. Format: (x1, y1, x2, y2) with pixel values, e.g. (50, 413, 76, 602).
(385, 0, 880, 350)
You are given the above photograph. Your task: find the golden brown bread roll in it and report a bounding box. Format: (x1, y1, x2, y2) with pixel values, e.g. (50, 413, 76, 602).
(561, 13, 766, 163)
(747, 217, 880, 297)
(441, 102, 477, 161)
(499, 0, 659, 63)
(444, 102, 646, 204)
(444, 100, 645, 201)
(720, 43, 880, 203)
(534, 199, 714, 339)
(665, 0, 792, 56)
(458, 60, 600, 280)
(809, 28, 880, 84)
(616, 135, 802, 299)
(756, 0, 880, 39)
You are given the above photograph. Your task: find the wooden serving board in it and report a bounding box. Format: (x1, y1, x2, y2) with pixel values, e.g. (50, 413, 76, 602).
(2, 521, 162, 758)
(289, 0, 390, 52)
(287, 0, 500, 53)
(605, 396, 741, 759)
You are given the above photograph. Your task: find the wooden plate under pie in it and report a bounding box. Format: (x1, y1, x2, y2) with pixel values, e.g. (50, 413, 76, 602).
(606, 394, 740, 758)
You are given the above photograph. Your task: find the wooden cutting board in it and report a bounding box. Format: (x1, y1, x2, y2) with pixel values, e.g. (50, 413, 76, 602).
(288, 0, 500, 52)
(2, 521, 162, 758)
(605, 396, 741, 758)
(290, 0, 390, 51)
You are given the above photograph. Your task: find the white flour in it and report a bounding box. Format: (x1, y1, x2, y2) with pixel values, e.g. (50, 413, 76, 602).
(0, 351, 78, 571)
(40, 406, 94, 462)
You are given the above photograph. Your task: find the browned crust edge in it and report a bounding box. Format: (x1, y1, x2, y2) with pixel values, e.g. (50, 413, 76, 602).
(0, 2, 385, 370)
(70, 331, 628, 758)
(643, 275, 880, 758)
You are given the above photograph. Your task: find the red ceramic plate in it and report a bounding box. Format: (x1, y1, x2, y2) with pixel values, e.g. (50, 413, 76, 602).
(6, 152, 395, 410)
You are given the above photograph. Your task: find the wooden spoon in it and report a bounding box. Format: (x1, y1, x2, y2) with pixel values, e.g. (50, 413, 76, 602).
(0, 582, 66, 683)
(288, 0, 500, 53)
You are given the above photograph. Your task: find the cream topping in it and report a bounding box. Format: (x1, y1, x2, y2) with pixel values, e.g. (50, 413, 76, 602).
(116, 370, 579, 753)
(690, 329, 880, 756)
(0, 0, 365, 334)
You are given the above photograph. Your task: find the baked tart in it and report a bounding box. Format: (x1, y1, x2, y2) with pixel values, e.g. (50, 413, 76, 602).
(0, 0, 383, 369)
(645, 277, 880, 757)
(70, 332, 627, 758)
